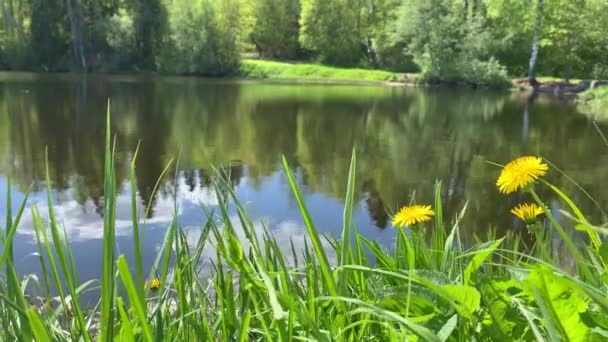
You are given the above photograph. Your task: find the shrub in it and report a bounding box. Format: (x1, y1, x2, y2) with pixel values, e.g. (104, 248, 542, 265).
(592, 64, 608, 80)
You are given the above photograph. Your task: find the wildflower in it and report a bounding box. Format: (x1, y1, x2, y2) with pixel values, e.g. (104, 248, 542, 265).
(146, 278, 161, 291)
(496, 156, 548, 194)
(511, 203, 544, 224)
(392, 205, 435, 228)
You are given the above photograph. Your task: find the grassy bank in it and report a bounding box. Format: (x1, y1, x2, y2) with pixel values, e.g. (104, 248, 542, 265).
(239, 59, 404, 84)
(1, 111, 608, 340)
(578, 87, 608, 121)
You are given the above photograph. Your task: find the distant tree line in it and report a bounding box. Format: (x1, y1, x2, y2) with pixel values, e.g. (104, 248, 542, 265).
(0, 0, 606, 81)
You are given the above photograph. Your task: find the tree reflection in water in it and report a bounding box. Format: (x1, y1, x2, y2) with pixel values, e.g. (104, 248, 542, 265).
(0, 74, 606, 244)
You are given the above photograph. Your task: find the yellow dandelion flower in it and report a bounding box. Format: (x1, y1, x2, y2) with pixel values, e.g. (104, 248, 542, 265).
(392, 205, 435, 228)
(496, 156, 548, 194)
(511, 203, 544, 223)
(146, 278, 161, 291)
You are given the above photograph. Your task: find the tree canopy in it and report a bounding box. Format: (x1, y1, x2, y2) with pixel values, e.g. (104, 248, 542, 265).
(0, 0, 606, 80)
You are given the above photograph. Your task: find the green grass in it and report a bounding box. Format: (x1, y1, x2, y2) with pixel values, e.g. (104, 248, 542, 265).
(578, 87, 608, 121)
(1, 107, 608, 340)
(239, 59, 404, 84)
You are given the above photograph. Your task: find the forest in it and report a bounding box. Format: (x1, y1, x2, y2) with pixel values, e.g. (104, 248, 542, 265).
(0, 0, 607, 84)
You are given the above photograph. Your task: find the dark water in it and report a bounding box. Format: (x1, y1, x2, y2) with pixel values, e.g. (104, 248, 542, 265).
(0, 73, 607, 282)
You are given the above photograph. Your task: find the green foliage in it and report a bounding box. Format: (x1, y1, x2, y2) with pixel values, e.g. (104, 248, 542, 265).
(391, 0, 509, 86)
(299, 0, 361, 66)
(132, 0, 167, 70)
(30, 0, 71, 70)
(159, 0, 240, 75)
(0, 0, 607, 82)
(249, 0, 301, 59)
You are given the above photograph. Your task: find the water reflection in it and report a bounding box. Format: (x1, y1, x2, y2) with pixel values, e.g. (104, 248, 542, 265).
(0, 73, 607, 280)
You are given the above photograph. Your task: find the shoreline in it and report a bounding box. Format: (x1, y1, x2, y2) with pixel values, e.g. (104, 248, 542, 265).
(0, 61, 604, 94)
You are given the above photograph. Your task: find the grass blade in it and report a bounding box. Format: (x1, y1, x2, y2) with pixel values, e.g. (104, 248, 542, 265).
(281, 156, 340, 307)
(338, 148, 356, 294)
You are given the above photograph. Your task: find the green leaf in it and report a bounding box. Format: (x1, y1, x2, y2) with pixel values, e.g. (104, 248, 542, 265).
(479, 278, 527, 341)
(442, 285, 481, 316)
(116, 297, 135, 342)
(282, 156, 340, 309)
(338, 148, 356, 294)
(437, 314, 458, 342)
(463, 238, 503, 285)
(524, 266, 590, 341)
(117, 255, 153, 342)
(599, 241, 608, 264)
(378, 292, 438, 323)
(26, 308, 51, 342)
(581, 310, 608, 330)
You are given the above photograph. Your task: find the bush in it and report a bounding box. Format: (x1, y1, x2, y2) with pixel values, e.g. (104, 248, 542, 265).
(106, 9, 137, 71)
(592, 64, 608, 80)
(458, 57, 511, 87)
(158, 0, 241, 76)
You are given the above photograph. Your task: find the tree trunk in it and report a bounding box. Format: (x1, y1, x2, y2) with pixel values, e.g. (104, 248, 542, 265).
(1, 0, 17, 35)
(365, 1, 378, 68)
(528, 0, 543, 88)
(65, 0, 87, 71)
(365, 37, 378, 68)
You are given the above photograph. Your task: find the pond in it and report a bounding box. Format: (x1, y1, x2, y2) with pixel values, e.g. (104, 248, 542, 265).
(0, 73, 607, 283)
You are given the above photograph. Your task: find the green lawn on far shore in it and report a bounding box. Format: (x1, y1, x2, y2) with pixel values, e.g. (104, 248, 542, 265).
(578, 86, 608, 121)
(239, 59, 404, 84)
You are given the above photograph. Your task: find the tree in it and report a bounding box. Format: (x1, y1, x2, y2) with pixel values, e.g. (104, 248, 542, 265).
(299, 0, 361, 65)
(540, 0, 608, 80)
(249, 0, 300, 59)
(159, 0, 240, 75)
(391, 0, 508, 85)
(65, 0, 86, 70)
(528, 0, 543, 86)
(132, 0, 166, 70)
(30, 0, 70, 70)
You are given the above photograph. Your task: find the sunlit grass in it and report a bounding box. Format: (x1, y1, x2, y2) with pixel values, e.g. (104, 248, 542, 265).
(239, 59, 403, 84)
(0, 109, 607, 340)
(578, 87, 608, 122)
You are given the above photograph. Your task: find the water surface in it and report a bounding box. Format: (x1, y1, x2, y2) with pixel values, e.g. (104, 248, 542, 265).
(0, 73, 606, 282)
